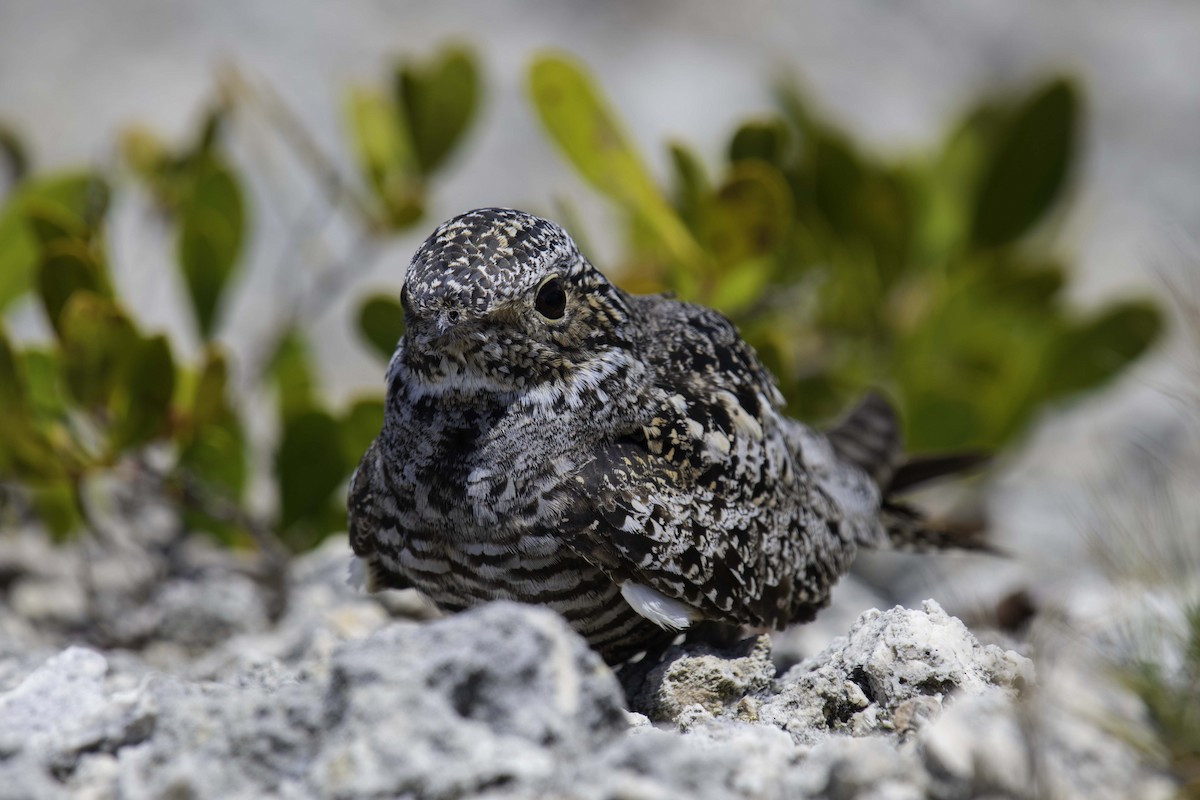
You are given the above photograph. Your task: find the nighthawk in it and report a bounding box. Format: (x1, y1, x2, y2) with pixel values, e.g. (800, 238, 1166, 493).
(349, 207, 982, 664)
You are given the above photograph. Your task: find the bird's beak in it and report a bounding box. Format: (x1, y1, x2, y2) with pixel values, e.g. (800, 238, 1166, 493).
(425, 320, 489, 355)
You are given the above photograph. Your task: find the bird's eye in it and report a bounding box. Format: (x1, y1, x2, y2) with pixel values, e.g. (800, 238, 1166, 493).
(534, 276, 567, 320)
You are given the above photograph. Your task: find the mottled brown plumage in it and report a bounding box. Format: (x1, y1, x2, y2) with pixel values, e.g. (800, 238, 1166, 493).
(349, 208, 976, 664)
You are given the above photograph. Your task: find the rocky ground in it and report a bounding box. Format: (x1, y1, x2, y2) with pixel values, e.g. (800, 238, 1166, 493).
(0, 506, 1179, 800)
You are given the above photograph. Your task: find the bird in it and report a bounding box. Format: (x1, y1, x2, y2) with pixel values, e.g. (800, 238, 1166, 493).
(348, 207, 984, 665)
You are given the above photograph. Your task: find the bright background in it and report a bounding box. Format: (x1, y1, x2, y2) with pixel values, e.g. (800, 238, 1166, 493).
(2, 0, 1199, 624)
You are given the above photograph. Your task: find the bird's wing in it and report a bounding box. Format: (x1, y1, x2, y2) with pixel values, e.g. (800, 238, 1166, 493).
(562, 297, 864, 629)
(348, 440, 412, 592)
(825, 390, 902, 489)
(348, 442, 379, 560)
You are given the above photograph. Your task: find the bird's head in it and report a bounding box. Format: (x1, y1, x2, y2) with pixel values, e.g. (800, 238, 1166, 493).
(391, 208, 635, 397)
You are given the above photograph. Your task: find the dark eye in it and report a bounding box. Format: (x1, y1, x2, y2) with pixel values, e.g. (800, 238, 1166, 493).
(534, 276, 567, 320)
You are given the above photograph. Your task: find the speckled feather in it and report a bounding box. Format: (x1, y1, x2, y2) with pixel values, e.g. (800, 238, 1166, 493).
(349, 208, 935, 664)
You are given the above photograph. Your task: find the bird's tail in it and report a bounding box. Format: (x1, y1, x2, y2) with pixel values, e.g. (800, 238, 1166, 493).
(828, 391, 993, 553)
(879, 499, 996, 553)
(826, 391, 903, 489)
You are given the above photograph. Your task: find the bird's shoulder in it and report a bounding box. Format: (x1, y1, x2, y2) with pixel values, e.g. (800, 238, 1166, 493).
(558, 294, 809, 627)
(628, 294, 784, 413)
(622, 294, 785, 475)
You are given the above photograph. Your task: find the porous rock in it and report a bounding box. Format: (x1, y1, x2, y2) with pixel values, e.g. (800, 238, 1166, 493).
(310, 601, 629, 798)
(630, 633, 776, 721)
(0, 532, 1175, 799)
(757, 599, 1033, 744)
(0, 602, 631, 799)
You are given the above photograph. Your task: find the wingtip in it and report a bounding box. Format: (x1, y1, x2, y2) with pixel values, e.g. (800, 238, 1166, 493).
(826, 390, 903, 488)
(880, 500, 1001, 555)
(886, 451, 993, 495)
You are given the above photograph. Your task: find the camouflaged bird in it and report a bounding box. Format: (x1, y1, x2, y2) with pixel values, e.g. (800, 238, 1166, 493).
(349, 208, 980, 664)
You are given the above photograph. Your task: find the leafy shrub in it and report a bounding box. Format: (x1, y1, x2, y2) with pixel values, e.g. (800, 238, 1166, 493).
(0, 45, 1164, 551)
(528, 54, 1163, 450)
(0, 46, 481, 549)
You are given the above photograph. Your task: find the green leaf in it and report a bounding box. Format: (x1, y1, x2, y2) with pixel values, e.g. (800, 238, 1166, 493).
(0, 325, 29, 422)
(345, 87, 423, 229)
(357, 294, 406, 361)
(905, 395, 986, 452)
(528, 52, 646, 198)
(58, 293, 138, 410)
(178, 346, 241, 542)
(180, 410, 248, 544)
(29, 481, 84, 541)
(729, 118, 790, 165)
(194, 105, 226, 155)
(0, 204, 39, 312)
(708, 258, 775, 317)
(1043, 301, 1162, 399)
(808, 137, 914, 286)
(667, 141, 710, 227)
(192, 347, 230, 432)
(111, 334, 176, 449)
(267, 331, 318, 422)
(16, 172, 110, 230)
(276, 409, 348, 532)
(18, 348, 68, 422)
(37, 239, 108, 336)
(346, 87, 415, 187)
(181, 413, 246, 499)
(0, 171, 108, 312)
(25, 203, 89, 247)
(981, 259, 1066, 309)
(913, 103, 1003, 265)
(970, 78, 1079, 248)
(179, 346, 246, 529)
(178, 157, 246, 339)
(776, 80, 819, 138)
(778, 93, 915, 287)
(810, 132, 866, 233)
(528, 53, 704, 270)
(119, 126, 170, 180)
(339, 396, 385, 464)
(0, 328, 62, 481)
(699, 160, 793, 273)
(396, 46, 481, 176)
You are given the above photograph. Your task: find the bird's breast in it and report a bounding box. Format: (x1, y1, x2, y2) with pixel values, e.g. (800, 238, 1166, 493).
(383, 394, 585, 541)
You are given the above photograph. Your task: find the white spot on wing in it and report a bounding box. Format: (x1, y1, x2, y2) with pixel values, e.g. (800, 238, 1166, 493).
(621, 582, 696, 630)
(703, 430, 731, 460)
(716, 390, 763, 441)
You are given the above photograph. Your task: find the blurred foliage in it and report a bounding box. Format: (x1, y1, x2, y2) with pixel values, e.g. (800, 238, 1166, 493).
(0, 43, 476, 548)
(358, 294, 408, 361)
(1121, 604, 1200, 797)
(528, 54, 1162, 450)
(346, 45, 481, 230)
(0, 169, 172, 537)
(0, 43, 1165, 554)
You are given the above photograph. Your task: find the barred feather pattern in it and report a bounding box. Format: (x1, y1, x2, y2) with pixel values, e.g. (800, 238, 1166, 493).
(349, 208, 913, 664)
